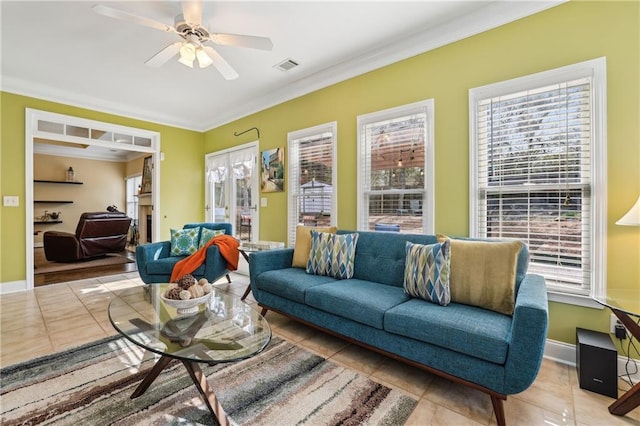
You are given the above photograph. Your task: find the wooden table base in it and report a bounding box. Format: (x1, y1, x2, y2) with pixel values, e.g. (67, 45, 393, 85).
(608, 307, 640, 416)
(130, 355, 228, 426)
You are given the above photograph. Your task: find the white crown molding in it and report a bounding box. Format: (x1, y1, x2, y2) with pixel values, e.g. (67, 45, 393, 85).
(200, 0, 566, 130)
(1, 1, 565, 133)
(1, 76, 198, 131)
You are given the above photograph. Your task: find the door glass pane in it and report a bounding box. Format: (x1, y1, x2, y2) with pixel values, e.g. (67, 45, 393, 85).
(233, 155, 254, 242)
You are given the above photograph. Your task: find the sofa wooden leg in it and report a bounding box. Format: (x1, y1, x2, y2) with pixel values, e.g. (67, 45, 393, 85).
(260, 307, 269, 317)
(491, 395, 506, 426)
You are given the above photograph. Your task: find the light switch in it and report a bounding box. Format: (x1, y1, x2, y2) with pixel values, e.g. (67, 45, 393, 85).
(260, 197, 267, 207)
(3, 196, 19, 207)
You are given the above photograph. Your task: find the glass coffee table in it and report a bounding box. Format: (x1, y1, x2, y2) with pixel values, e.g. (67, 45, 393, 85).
(238, 241, 285, 301)
(108, 284, 271, 424)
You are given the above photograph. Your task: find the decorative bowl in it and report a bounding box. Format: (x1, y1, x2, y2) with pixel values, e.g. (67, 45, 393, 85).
(161, 292, 211, 316)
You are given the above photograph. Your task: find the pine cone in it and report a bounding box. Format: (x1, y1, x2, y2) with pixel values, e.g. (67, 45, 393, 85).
(176, 274, 197, 290)
(165, 287, 182, 300)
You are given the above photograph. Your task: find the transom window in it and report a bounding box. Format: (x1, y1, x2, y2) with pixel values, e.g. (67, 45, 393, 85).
(469, 58, 607, 305)
(357, 100, 434, 234)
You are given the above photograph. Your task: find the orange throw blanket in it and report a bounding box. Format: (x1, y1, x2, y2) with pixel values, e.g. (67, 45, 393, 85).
(170, 234, 240, 283)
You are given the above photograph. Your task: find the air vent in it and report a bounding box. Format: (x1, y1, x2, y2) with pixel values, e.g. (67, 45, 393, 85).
(274, 58, 299, 72)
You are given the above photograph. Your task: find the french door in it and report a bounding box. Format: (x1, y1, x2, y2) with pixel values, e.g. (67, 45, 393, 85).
(205, 142, 259, 242)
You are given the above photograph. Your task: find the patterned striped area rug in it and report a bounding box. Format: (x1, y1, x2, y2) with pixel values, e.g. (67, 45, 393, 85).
(0, 335, 417, 425)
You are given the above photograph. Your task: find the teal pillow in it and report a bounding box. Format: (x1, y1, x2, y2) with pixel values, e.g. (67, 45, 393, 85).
(306, 231, 359, 279)
(170, 227, 200, 256)
(403, 240, 451, 306)
(199, 228, 226, 249)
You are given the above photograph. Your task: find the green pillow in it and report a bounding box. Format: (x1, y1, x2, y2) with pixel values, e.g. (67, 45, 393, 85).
(170, 227, 200, 256)
(438, 235, 522, 315)
(199, 228, 226, 249)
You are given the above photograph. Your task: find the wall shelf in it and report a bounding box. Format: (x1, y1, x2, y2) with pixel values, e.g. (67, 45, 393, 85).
(34, 179, 83, 185)
(34, 200, 74, 204)
(34, 221, 63, 224)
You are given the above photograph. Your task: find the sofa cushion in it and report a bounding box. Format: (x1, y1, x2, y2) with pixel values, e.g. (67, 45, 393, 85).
(292, 225, 338, 268)
(145, 255, 205, 277)
(340, 231, 437, 287)
(384, 298, 512, 364)
(170, 227, 200, 256)
(306, 231, 359, 279)
(199, 228, 225, 249)
(438, 236, 522, 315)
(305, 280, 410, 329)
(255, 268, 335, 303)
(403, 240, 451, 306)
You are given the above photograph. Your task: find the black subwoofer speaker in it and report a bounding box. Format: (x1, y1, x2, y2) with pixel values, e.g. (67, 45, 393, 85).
(576, 327, 618, 398)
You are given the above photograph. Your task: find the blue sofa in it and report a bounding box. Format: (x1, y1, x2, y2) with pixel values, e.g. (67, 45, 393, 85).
(249, 230, 548, 426)
(136, 222, 233, 284)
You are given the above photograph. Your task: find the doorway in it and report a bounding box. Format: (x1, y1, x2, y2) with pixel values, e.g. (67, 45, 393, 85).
(25, 109, 160, 291)
(205, 142, 259, 243)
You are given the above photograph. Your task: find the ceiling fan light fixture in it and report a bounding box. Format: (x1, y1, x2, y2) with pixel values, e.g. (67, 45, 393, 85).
(178, 54, 194, 68)
(178, 42, 196, 67)
(196, 48, 213, 68)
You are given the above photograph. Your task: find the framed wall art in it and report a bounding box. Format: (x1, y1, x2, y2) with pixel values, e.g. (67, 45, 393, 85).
(261, 147, 284, 192)
(140, 155, 153, 193)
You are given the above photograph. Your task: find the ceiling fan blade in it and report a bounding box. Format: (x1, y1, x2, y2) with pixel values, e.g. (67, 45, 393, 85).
(92, 4, 176, 34)
(145, 42, 182, 67)
(209, 33, 273, 51)
(203, 46, 239, 80)
(181, 0, 203, 26)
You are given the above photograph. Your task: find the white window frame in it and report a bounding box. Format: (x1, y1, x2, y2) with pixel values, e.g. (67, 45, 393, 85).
(469, 57, 607, 308)
(287, 122, 338, 247)
(125, 174, 142, 224)
(357, 100, 435, 234)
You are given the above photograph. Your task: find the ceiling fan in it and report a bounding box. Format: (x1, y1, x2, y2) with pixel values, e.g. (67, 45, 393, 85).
(93, 0, 273, 80)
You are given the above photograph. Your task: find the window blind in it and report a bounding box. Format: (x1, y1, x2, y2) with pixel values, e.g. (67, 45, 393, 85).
(359, 112, 427, 232)
(288, 125, 336, 246)
(474, 78, 593, 292)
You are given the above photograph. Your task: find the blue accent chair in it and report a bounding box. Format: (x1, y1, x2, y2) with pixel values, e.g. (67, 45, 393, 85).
(135, 222, 233, 284)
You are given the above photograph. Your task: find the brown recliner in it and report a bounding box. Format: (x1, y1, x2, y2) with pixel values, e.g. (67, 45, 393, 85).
(43, 212, 132, 262)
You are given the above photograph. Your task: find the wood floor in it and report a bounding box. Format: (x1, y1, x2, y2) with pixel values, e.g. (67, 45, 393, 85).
(34, 249, 137, 287)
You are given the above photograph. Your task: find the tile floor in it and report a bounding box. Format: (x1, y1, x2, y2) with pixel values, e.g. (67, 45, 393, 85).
(1, 272, 639, 426)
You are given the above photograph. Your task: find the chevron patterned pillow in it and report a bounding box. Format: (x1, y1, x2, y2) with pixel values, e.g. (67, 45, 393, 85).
(306, 231, 359, 279)
(403, 240, 451, 306)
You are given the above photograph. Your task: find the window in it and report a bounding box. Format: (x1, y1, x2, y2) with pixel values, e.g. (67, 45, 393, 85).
(126, 174, 142, 225)
(469, 58, 607, 306)
(357, 100, 434, 234)
(287, 122, 337, 246)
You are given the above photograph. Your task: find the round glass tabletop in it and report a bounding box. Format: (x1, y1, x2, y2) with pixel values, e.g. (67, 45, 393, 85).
(108, 284, 271, 365)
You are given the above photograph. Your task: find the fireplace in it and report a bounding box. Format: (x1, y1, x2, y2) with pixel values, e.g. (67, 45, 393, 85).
(137, 193, 153, 244)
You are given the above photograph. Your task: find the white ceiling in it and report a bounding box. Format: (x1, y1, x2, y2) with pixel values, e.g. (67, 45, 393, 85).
(1, 0, 562, 137)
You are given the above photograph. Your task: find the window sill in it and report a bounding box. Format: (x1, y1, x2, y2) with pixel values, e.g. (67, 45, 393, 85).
(547, 291, 603, 309)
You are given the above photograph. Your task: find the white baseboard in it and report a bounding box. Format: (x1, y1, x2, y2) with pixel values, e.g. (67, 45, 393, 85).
(0, 280, 28, 294)
(545, 338, 640, 381)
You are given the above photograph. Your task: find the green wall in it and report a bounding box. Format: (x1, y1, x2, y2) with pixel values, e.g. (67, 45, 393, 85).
(0, 92, 205, 283)
(203, 1, 640, 345)
(1, 1, 638, 347)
